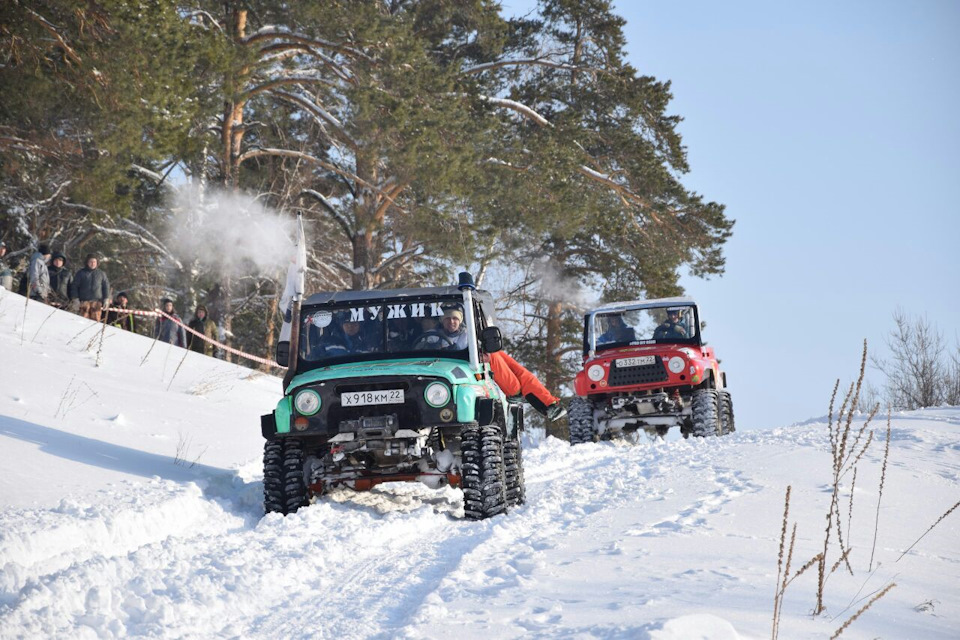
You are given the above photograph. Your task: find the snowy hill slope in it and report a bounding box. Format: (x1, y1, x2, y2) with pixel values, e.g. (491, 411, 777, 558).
(1, 289, 958, 639)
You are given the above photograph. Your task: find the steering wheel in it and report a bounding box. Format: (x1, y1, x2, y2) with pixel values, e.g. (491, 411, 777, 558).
(412, 330, 457, 350)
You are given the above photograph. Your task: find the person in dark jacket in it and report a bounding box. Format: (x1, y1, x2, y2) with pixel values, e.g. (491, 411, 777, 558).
(187, 304, 217, 355)
(47, 252, 73, 307)
(598, 314, 636, 345)
(653, 308, 690, 341)
(27, 244, 52, 302)
(105, 292, 137, 332)
(70, 254, 110, 320)
(155, 298, 187, 347)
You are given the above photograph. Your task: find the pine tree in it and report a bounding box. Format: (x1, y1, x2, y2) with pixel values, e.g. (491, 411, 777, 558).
(469, 0, 734, 430)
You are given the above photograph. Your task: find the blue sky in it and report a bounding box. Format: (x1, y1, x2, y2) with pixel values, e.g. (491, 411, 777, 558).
(503, 0, 960, 428)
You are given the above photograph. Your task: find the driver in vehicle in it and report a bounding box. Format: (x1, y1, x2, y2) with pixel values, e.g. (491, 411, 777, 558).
(598, 314, 636, 344)
(439, 305, 469, 350)
(653, 308, 689, 340)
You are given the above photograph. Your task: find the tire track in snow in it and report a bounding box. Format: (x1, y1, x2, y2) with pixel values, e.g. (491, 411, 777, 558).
(0, 434, 762, 639)
(402, 436, 766, 636)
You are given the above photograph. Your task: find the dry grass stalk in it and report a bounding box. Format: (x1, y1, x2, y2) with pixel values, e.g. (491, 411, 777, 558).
(772, 485, 792, 640)
(20, 292, 29, 346)
(66, 320, 100, 345)
(818, 342, 870, 614)
(785, 553, 822, 588)
(30, 306, 58, 343)
(834, 381, 855, 474)
(773, 523, 797, 640)
(830, 582, 896, 639)
(828, 379, 840, 452)
(829, 547, 852, 576)
(140, 332, 160, 366)
(166, 347, 190, 391)
(869, 414, 891, 571)
(846, 466, 857, 546)
(842, 404, 878, 475)
(897, 499, 960, 562)
(833, 502, 854, 576)
(95, 303, 110, 367)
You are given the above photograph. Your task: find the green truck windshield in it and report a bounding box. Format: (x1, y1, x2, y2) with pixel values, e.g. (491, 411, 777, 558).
(298, 296, 470, 368)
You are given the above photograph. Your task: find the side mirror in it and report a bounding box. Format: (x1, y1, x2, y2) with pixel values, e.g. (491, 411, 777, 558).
(481, 326, 502, 353)
(276, 341, 290, 367)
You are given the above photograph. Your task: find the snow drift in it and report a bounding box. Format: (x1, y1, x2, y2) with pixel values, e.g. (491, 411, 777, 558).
(1, 288, 957, 639)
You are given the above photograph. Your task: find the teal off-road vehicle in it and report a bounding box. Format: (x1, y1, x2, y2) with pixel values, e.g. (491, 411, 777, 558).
(260, 273, 525, 520)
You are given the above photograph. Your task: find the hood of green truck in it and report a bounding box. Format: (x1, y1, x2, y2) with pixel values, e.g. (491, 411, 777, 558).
(286, 357, 477, 393)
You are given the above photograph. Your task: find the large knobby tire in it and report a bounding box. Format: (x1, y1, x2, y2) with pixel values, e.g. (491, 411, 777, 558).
(719, 390, 735, 435)
(461, 424, 507, 520)
(690, 389, 722, 437)
(568, 397, 597, 445)
(263, 438, 308, 515)
(504, 433, 526, 507)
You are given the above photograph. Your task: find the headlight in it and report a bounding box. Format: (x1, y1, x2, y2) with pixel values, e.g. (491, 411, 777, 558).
(294, 389, 321, 415)
(587, 364, 605, 381)
(668, 357, 685, 374)
(425, 382, 450, 407)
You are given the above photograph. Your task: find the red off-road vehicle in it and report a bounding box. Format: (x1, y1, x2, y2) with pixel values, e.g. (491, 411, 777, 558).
(568, 297, 734, 443)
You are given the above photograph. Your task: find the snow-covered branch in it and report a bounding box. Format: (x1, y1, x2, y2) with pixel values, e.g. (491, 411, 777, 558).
(90, 223, 184, 270)
(577, 165, 653, 212)
(243, 27, 368, 60)
(484, 157, 530, 172)
(269, 90, 356, 148)
(255, 44, 354, 83)
(238, 148, 402, 210)
(479, 96, 551, 127)
(182, 10, 226, 35)
(129, 164, 164, 183)
(300, 189, 354, 238)
(33, 181, 72, 208)
(373, 246, 422, 276)
(242, 77, 333, 99)
(463, 58, 580, 75)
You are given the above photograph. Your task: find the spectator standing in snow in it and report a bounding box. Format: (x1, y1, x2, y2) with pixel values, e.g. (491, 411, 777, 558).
(70, 254, 110, 321)
(106, 292, 137, 332)
(47, 252, 73, 307)
(155, 298, 187, 347)
(0, 241, 12, 291)
(489, 350, 567, 421)
(27, 244, 52, 302)
(187, 304, 217, 355)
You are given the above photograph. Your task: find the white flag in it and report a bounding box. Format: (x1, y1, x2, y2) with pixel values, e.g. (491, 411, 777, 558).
(279, 213, 306, 341)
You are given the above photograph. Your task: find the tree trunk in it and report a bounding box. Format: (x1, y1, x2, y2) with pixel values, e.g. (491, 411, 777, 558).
(544, 298, 566, 439)
(350, 151, 379, 290)
(216, 5, 248, 358)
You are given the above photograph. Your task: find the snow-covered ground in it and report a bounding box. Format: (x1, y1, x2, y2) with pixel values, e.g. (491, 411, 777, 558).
(1, 289, 957, 639)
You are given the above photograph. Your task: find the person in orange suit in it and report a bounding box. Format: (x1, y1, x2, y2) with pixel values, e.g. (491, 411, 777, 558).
(489, 350, 567, 421)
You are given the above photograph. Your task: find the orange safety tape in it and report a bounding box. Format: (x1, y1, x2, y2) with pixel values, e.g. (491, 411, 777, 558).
(142, 308, 286, 370)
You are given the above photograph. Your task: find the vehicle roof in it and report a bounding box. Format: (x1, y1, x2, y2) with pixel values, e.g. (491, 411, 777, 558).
(303, 286, 496, 324)
(588, 296, 697, 314)
(304, 286, 472, 306)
